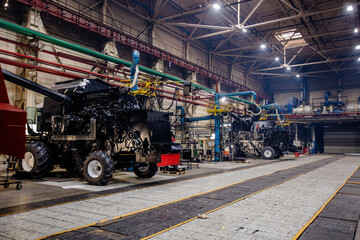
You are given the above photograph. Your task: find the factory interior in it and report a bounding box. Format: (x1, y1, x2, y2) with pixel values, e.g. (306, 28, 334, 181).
(0, 0, 360, 239)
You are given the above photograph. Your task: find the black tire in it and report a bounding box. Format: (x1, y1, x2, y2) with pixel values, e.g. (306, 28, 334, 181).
(133, 163, 158, 178)
(261, 146, 276, 160)
(63, 161, 83, 177)
(83, 151, 114, 185)
(16, 183, 22, 190)
(23, 142, 53, 178)
(275, 149, 283, 159)
(3, 182, 9, 188)
(273, 148, 283, 159)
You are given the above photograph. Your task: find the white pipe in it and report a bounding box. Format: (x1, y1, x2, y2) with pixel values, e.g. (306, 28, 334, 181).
(275, 108, 284, 123)
(129, 65, 139, 89)
(247, 102, 262, 116)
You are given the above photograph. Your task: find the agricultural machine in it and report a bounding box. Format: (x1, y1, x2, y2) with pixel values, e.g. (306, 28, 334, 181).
(2, 69, 181, 185)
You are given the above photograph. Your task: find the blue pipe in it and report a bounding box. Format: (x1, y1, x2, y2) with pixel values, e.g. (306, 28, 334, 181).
(262, 103, 279, 109)
(130, 50, 140, 91)
(176, 106, 185, 125)
(214, 93, 221, 162)
(217, 91, 257, 101)
(186, 115, 217, 122)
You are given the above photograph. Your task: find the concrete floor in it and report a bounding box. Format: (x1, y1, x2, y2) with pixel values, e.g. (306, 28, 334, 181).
(0, 154, 358, 240)
(0, 158, 270, 209)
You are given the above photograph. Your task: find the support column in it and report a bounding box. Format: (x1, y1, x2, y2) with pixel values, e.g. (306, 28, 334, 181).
(294, 124, 300, 147)
(186, 72, 196, 82)
(244, 73, 248, 88)
(208, 49, 213, 71)
(18, 8, 44, 123)
(214, 93, 221, 162)
(148, 23, 154, 45)
(227, 63, 232, 81)
(301, 77, 307, 104)
(102, 0, 108, 24)
(185, 38, 190, 61)
(152, 59, 164, 110)
(152, 59, 164, 73)
(311, 123, 316, 153)
(212, 81, 221, 92)
(337, 77, 342, 101)
(186, 72, 197, 114)
(103, 40, 120, 83)
(300, 78, 304, 103)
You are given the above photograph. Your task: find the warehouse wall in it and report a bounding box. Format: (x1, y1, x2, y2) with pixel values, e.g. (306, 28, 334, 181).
(0, 0, 266, 106)
(270, 76, 360, 106)
(153, 27, 186, 59)
(0, 2, 264, 169)
(59, 0, 263, 93)
(269, 77, 301, 105)
(273, 92, 301, 105)
(323, 124, 360, 154)
(0, 30, 17, 105)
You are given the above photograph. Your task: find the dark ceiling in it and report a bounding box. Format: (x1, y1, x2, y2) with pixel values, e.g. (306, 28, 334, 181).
(119, 0, 360, 81)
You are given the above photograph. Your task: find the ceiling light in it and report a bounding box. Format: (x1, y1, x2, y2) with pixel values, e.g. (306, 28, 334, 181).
(357, 57, 360, 61)
(347, 5, 354, 12)
(355, 28, 359, 33)
(260, 44, 266, 49)
(220, 97, 226, 103)
(4, 1, 8, 7)
(213, 3, 221, 10)
(356, 45, 360, 49)
(242, 28, 247, 33)
(296, 74, 300, 78)
(286, 67, 291, 70)
(275, 57, 280, 61)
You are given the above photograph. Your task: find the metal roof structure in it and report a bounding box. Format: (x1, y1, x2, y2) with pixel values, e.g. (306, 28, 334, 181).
(118, 0, 359, 81)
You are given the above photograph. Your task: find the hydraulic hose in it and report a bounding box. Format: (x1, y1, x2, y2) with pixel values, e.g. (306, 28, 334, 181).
(247, 102, 262, 116)
(129, 65, 139, 89)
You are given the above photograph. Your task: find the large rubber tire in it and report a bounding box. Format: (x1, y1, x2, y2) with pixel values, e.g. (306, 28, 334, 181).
(261, 146, 276, 160)
(23, 142, 53, 178)
(274, 148, 283, 159)
(83, 151, 114, 185)
(133, 163, 158, 178)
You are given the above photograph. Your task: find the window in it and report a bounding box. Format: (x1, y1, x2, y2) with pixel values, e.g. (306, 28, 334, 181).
(275, 29, 307, 48)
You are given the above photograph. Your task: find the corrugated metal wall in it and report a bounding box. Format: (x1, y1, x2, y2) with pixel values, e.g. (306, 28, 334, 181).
(324, 127, 360, 153)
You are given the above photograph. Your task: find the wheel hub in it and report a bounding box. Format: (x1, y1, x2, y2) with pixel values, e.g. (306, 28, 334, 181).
(23, 152, 35, 172)
(87, 160, 103, 178)
(264, 150, 272, 158)
(137, 163, 150, 172)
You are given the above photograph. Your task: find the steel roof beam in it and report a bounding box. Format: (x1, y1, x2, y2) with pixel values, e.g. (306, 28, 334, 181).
(156, 0, 251, 22)
(252, 56, 360, 72)
(161, 22, 232, 30)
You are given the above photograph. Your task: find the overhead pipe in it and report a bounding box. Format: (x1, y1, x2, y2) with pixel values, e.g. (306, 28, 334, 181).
(262, 103, 284, 123)
(0, 37, 218, 106)
(186, 115, 217, 122)
(0, 48, 128, 85)
(0, 50, 219, 108)
(0, 19, 259, 105)
(262, 103, 279, 109)
(0, 20, 205, 91)
(216, 90, 257, 101)
(0, 56, 84, 79)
